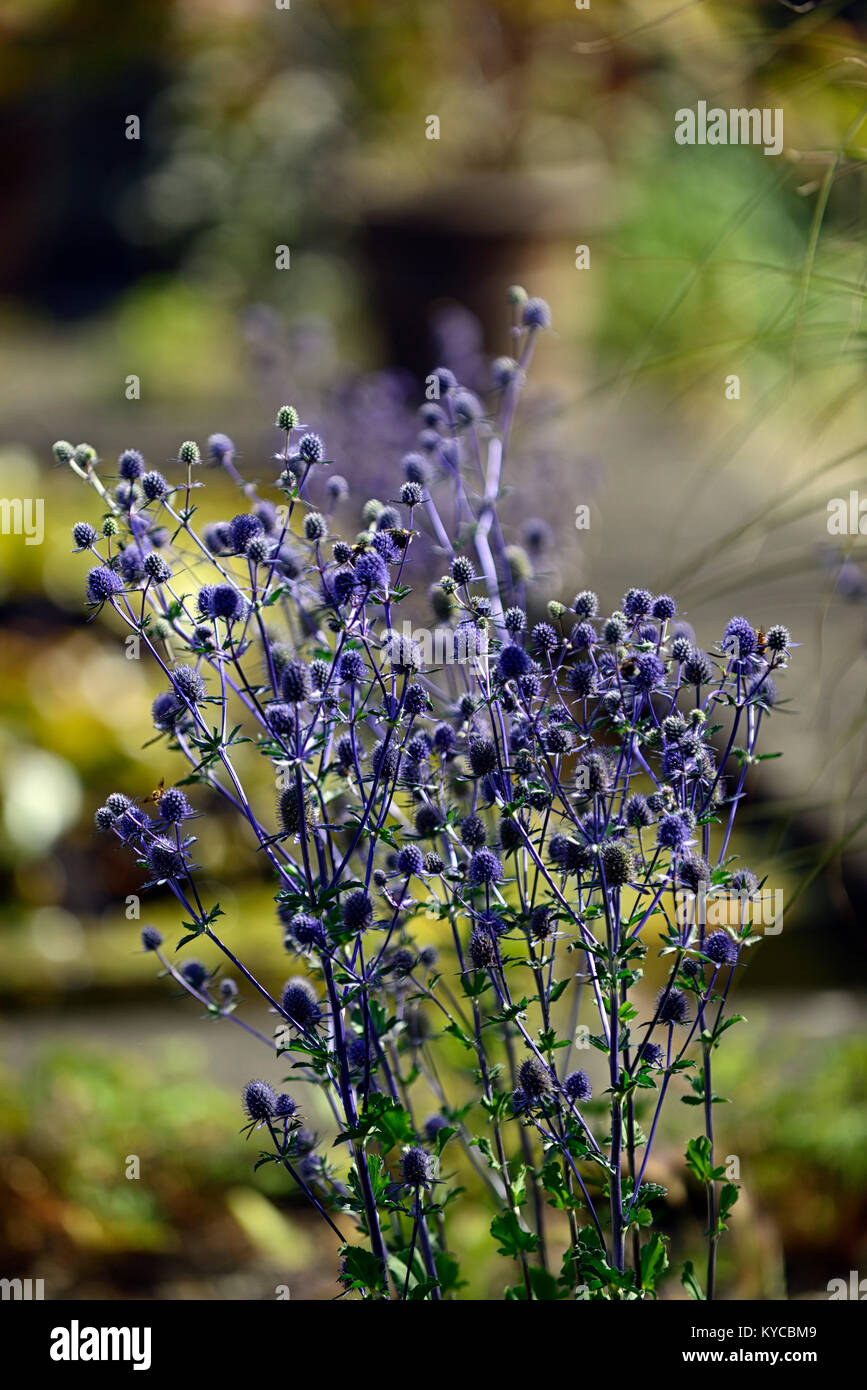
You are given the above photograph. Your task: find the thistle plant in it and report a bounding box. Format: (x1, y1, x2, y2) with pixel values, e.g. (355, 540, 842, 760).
(64, 290, 793, 1301)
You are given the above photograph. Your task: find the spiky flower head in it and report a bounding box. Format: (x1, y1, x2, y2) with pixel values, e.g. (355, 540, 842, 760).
(243, 1079, 276, 1123)
(281, 977, 322, 1030)
(683, 648, 713, 686)
(396, 844, 424, 877)
(401, 1146, 433, 1187)
(158, 787, 192, 824)
(564, 1069, 592, 1102)
(765, 624, 790, 654)
(86, 566, 124, 603)
(450, 555, 476, 585)
(657, 987, 691, 1025)
(172, 664, 207, 705)
(281, 659, 310, 704)
(652, 594, 677, 620)
(522, 297, 551, 329)
(600, 840, 634, 886)
(118, 448, 144, 481)
(278, 783, 308, 836)
(298, 433, 324, 463)
(518, 1057, 553, 1099)
(467, 848, 502, 886)
(704, 930, 739, 966)
(343, 890, 373, 933)
(72, 521, 98, 549)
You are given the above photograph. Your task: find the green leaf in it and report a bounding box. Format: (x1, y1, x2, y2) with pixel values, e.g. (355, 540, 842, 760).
(340, 1244, 387, 1296)
(681, 1260, 706, 1301)
(639, 1232, 669, 1294)
(433, 1250, 464, 1294)
(685, 1136, 716, 1184)
(490, 1209, 539, 1259)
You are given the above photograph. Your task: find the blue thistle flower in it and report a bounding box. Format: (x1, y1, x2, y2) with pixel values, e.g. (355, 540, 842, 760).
(353, 550, 388, 595)
(459, 816, 487, 852)
(630, 652, 666, 691)
(637, 1042, 664, 1069)
(570, 662, 597, 698)
(171, 665, 207, 705)
(468, 926, 498, 970)
(180, 959, 209, 990)
(467, 848, 503, 885)
(144, 553, 172, 584)
(243, 1079, 276, 1123)
(657, 812, 692, 851)
(86, 566, 124, 603)
(522, 297, 551, 329)
(72, 521, 98, 549)
(141, 470, 169, 501)
(518, 1057, 553, 1100)
(158, 787, 192, 824)
(683, 648, 713, 686)
(396, 844, 424, 877)
(207, 433, 235, 466)
(118, 449, 144, 481)
(467, 736, 497, 778)
(723, 616, 757, 660)
(765, 624, 790, 654)
(652, 595, 676, 620)
(573, 590, 599, 618)
(278, 784, 308, 835)
(600, 840, 634, 886)
(285, 913, 328, 952)
(298, 433, 324, 463)
(657, 987, 690, 1025)
(564, 1069, 592, 1102)
(704, 930, 738, 966)
(281, 977, 322, 1030)
(532, 622, 559, 654)
(230, 513, 264, 552)
(402, 452, 430, 484)
(304, 511, 328, 543)
(679, 856, 711, 893)
(281, 660, 310, 704)
(602, 613, 628, 644)
(146, 837, 187, 881)
(625, 794, 653, 829)
(152, 691, 181, 731)
(343, 890, 373, 932)
(571, 621, 597, 650)
(623, 588, 653, 620)
(401, 1146, 433, 1187)
(495, 644, 531, 683)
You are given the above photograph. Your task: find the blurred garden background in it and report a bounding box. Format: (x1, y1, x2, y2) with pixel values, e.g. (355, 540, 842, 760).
(1, 0, 866, 1299)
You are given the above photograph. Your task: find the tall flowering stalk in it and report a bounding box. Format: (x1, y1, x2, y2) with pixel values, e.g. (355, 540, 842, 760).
(64, 290, 792, 1300)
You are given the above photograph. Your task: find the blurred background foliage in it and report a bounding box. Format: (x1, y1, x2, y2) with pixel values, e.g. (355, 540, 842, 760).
(1, 0, 866, 1297)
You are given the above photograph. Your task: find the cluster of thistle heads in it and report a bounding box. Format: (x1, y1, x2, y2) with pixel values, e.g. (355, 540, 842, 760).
(63, 289, 793, 1292)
